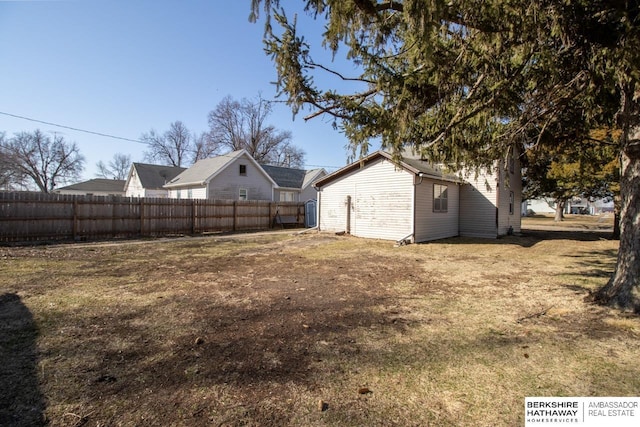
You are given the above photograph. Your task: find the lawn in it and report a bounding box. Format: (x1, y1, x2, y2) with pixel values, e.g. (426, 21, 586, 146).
(522, 213, 615, 231)
(1, 229, 638, 426)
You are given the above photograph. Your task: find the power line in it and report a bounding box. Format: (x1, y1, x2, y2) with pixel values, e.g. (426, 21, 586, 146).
(0, 110, 344, 169)
(304, 163, 342, 170)
(0, 111, 146, 144)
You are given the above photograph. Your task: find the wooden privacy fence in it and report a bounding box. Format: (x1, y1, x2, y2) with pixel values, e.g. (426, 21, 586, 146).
(0, 192, 306, 243)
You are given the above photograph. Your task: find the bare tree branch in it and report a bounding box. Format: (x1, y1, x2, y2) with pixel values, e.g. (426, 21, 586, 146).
(2, 130, 84, 192)
(96, 153, 131, 180)
(207, 95, 305, 167)
(142, 121, 194, 167)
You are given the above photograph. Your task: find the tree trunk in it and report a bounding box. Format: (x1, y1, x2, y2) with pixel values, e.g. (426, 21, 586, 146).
(554, 199, 565, 222)
(612, 194, 621, 240)
(594, 152, 640, 311)
(594, 83, 640, 312)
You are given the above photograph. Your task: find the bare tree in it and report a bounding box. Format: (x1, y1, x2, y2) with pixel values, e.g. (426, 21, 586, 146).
(207, 95, 305, 167)
(141, 121, 192, 167)
(192, 131, 221, 162)
(0, 132, 15, 190)
(269, 140, 306, 168)
(1, 130, 84, 192)
(96, 153, 131, 180)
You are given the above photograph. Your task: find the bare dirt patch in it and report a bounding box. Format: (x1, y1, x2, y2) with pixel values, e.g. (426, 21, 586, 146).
(1, 230, 638, 426)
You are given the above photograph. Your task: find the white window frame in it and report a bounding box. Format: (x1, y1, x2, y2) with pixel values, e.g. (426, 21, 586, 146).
(280, 191, 295, 202)
(509, 191, 514, 215)
(433, 184, 448, 213)
(239, 188, 248, 200)
(239, 164, 247, 176)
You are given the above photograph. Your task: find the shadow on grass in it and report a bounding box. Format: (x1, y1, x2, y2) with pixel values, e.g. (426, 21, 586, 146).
(0, 293, 46, 427)
(566, 248, 618, 277)
(559, 248, 618, 297)
(417, 229, 615, 248)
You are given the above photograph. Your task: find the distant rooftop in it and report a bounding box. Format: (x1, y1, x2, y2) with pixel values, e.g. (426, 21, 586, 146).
(260, 164, 307, 189)
(55, 178, 125, 193)
(131, 163, 187, 189)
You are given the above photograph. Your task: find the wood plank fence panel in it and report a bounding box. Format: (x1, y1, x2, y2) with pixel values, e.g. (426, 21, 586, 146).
(0, 192, 306, 243)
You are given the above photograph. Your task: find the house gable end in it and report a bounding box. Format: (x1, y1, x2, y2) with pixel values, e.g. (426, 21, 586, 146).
(165, 150, 278, 190)
(206, 153, 275, 201)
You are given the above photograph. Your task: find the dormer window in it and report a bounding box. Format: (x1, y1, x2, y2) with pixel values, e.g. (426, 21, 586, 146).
(239, 164, 247, 176)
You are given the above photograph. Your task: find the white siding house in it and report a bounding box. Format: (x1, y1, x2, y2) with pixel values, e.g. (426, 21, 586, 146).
(163, 150, 327, 203)
(262, 165, 327, 202)
(414, 178, 460, 242)
(315, 150, 522, 243)
(164, 150, 277, 201)
(124, 163, 186, 198)
(522, 198, 558, 215)
(496, 162, 522, 235)
(318, 159, 416, 240)
(301, 169, 327, 201)
(459, 156, 522, 237)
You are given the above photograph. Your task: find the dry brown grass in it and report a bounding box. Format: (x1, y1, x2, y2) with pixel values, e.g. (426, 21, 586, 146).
(1, 229, 637, 426)
(522, 213, 615, 230)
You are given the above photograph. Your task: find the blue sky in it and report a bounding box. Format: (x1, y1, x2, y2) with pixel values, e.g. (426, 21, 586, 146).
(0, 1, 364, 182)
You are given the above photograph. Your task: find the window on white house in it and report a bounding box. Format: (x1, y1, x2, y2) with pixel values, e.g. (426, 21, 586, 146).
(509, 191, 514, 215)
(433, 184, 448, 213)
(187, 189, 193, 199)
(239, 164, 247, 176)
(176, 189, 181, 200)
(239, 188, 248, 200)
(280, 191, 295, 202)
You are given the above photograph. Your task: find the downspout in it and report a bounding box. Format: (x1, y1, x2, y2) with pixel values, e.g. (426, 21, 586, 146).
(345, 195, 351, 234)
(403, 172, 425, 245)
(316, 189, 321, 231)
(495, 169, 500, 237)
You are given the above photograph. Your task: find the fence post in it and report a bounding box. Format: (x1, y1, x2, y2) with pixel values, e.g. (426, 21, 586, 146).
(191, 199, 196, 235)
(139, 198, 145, 236)
(112, 196, 117, 238)
(73, 198, 78, 240)
(269, 202, 274, 229)
(233, 201, 238, 232)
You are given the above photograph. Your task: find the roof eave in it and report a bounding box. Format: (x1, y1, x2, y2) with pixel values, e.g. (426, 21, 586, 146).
(313, 150, 464, 188)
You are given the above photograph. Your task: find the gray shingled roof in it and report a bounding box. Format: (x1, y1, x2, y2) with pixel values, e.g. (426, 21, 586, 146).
(314, 150, 462, 188)
(260, 164, 307, 189)
(163, 150, 244, 188)
(302, 168, 326, 189)
(164, 150, 278, 188)
(132, 163, 187, 189)
(55, 178, 126, 192)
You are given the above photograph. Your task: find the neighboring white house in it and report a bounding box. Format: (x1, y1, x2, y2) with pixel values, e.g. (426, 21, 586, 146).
(301, 169, 328, 201)
(163, 150, 278, 200)
(314, 149, 522, 243)
(53, 179, 126, 196)
(124, 163, 186, 198)
(261, 164, 327, 202)
(522, 196, 614, 216)
(163, 150, 327, 202)
(522, 198, 558, 215)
